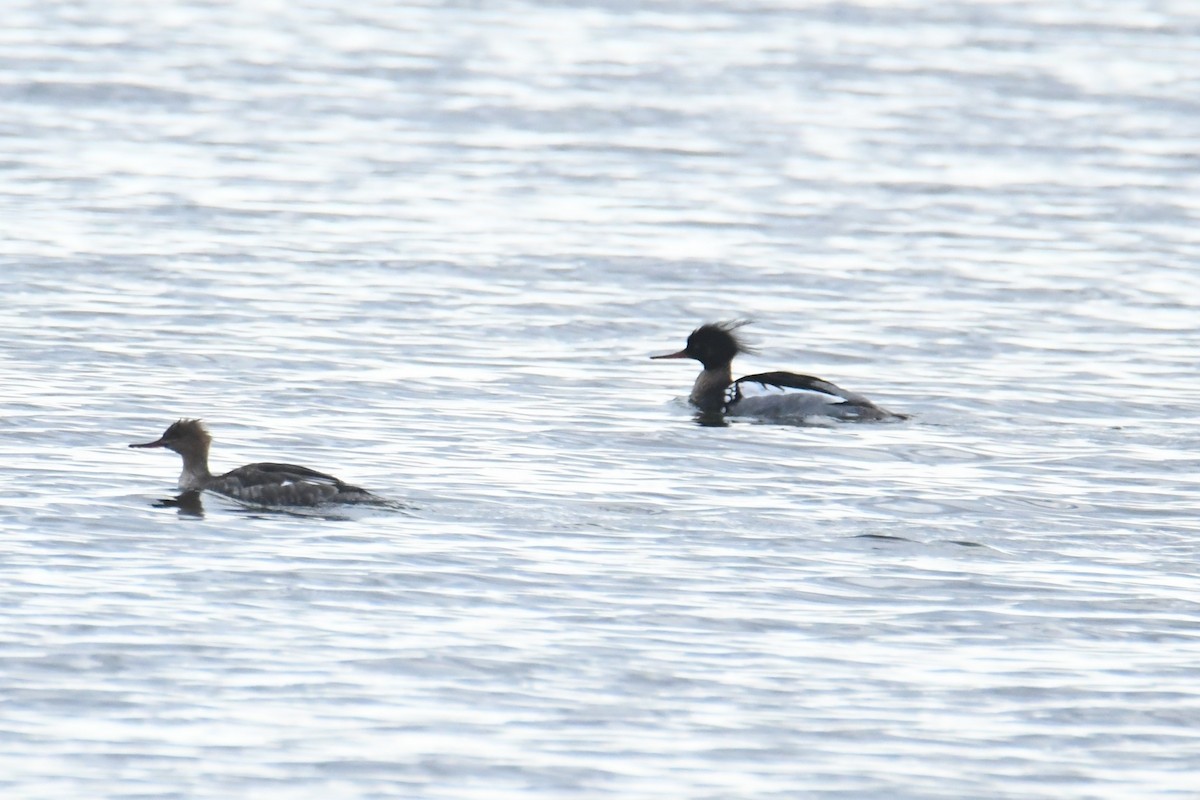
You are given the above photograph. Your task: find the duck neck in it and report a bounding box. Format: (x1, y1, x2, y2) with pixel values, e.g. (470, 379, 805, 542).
(690, 364, 733, 414)
(176, 446, 214, 491)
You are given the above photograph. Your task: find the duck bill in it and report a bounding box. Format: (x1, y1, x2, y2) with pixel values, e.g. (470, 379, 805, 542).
(650, 349, 691, 360)
(129, 437, 168, 449)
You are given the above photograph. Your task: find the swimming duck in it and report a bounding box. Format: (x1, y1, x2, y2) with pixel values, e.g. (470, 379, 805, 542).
(652, 321, 904, 422)
(130, 419, 382, 506)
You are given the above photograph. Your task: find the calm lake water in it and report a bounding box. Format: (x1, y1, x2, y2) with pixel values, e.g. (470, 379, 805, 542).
(2, 1, 1200, 797)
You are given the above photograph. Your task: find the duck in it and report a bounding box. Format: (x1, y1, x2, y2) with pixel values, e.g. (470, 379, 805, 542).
(130, 419, 383, 506)
(651, 321, 904, 422)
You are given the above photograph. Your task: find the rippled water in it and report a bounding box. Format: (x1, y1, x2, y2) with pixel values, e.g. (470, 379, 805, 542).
(3, 1, 1200, 797)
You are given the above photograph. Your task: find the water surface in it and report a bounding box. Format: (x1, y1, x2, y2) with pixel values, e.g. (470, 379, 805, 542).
(2, 1, 1200, 798)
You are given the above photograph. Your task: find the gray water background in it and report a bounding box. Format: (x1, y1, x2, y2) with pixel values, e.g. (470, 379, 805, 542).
(2, 1, 1200, 797)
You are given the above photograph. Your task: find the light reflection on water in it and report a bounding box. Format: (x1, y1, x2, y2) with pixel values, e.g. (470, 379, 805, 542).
(2, 0, 1200, 798)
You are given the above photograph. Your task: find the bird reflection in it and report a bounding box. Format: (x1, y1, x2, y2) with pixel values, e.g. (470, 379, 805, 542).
(146, 489, 413, 520)
(152, 490, 205, 517)
(692, 411, 730, 428)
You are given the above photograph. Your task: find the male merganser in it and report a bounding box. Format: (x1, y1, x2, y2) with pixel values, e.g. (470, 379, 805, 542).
(651, 321, 905, 422)
(130, 419, 382, 506)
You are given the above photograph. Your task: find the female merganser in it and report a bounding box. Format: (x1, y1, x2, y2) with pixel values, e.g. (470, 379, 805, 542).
(651, 321, 904, 422)
(130, 419, 382, 506)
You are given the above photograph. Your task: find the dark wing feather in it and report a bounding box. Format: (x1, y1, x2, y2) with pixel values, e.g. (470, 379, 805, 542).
(730, 371, 905, 421)
(734, 371, 877, 405)
(210, 462, 375, 506)
(238, 462, 347, 486)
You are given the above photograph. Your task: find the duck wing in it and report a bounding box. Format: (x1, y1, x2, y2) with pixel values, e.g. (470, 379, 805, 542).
(728, 371, 901, 420)
(732, 371, 878, 406)
(209, 462, 375, 506)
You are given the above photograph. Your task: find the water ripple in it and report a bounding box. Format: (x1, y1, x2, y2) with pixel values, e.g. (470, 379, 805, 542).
(2, 0, 1200, 798)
